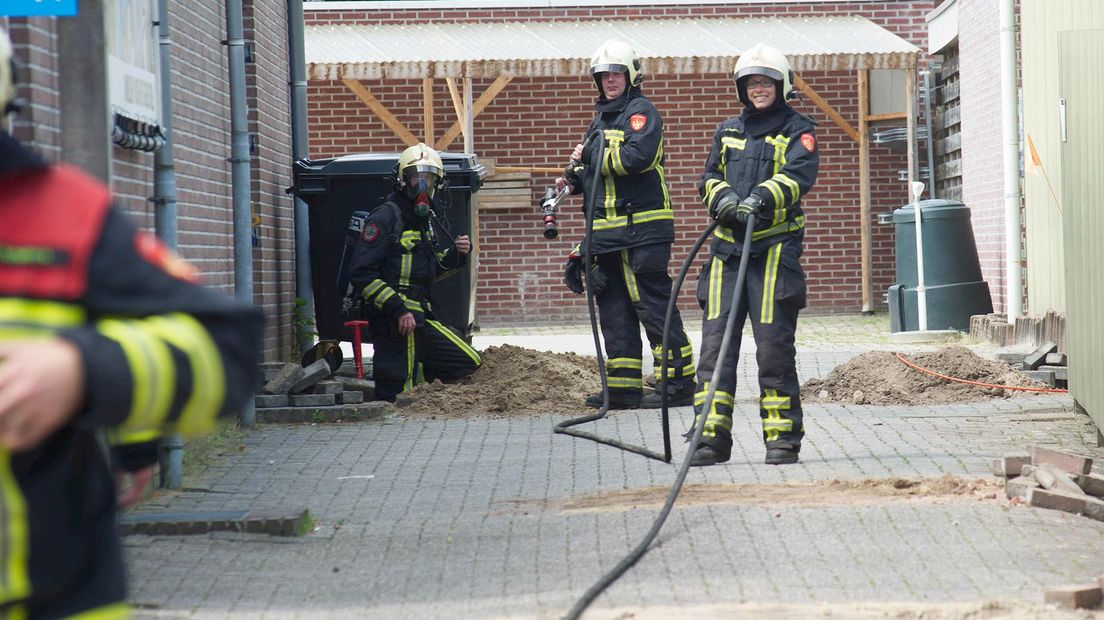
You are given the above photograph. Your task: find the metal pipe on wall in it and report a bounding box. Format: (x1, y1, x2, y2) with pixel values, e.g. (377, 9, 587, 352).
(153, 0, 185, 489)
(226, 0, 256, 427)
(287, 0, 316, 355)
(1000, 0, 1022, 322)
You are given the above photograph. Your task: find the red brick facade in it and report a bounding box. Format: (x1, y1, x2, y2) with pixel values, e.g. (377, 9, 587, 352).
(305, 1, 935, 326)
(4, 3, 298, 361)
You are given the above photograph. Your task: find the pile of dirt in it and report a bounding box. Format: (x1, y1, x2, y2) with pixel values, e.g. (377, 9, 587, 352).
(395, 344, 601, 418)
(802, 345, 1051, 405)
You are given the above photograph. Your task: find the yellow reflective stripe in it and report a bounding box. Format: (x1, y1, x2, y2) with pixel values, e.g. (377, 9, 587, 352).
(607, 376, 643, 389)
(775, 173, 801, 203)
(694, 386, 734, 408)
(607, 357, 642, 370)
(650, 343, 694, 360)
(620, 250, 640, 303)
(108, 429, 161, 446)
(0, 451, 31, 608)
(695, 410, 733, 438)
(707, 256, 723, 320)
(402, 298, 422, 311)
(403, 331, 415, 391)
(399, 252, 413, 291)
(656, 164, 672, 209)
(704, 179, 730, 207)
(141, 314, 225, 438)
(66, 603, 130, 620)
(398, 230, 423, 250)
(645, 139, 663, 172)
(758, 179, 784, 219)
(760, 243, 782, 325)
(603, 129, 625, 177)
(98, 318, 174, 434)
(427, 319, 482, 367)
(752, 215, 805, 242)
(591, 209, 673, 231)
(721, 136, 746, 150)
(603, 173, 617, 219)
(373, 288, 396, 310)
(0, 299, 84, 327)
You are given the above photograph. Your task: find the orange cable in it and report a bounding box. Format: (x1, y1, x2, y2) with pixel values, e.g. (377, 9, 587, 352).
(893, 352, 1069, 394)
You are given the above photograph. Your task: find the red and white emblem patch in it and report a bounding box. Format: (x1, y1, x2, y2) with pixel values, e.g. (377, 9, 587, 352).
(134, 231, 202, 284)
(800, 133, 816, 153)
(629, 113, 647, 131)
(362, 222, 381, 242)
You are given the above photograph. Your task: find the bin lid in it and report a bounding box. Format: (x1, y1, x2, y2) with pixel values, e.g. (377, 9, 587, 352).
(296, 151, 485, 177)
(892, 199, 970, 224)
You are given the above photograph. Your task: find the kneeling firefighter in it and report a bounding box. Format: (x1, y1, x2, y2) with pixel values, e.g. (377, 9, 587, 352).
(691, 43, 820, 466)
(346, 143, 482, 402)
(557, 39, 696, 410)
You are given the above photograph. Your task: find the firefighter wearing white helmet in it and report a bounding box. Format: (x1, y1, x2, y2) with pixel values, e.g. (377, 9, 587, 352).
(0, 25, 263, 619)
(347, 142, 481, 402)
(689, 43, 820, 467)
(556, 38, 696, 410)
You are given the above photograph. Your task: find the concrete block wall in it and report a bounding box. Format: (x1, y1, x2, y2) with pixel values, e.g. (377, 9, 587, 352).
(305, 1, 935, 325)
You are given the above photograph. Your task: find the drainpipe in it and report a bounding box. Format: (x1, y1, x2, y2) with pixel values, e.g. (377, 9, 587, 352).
(226, 0, 256, 427)
(1000, 0, 1022, 322)
(153, 0, 185, 489)
(287, 0, 315, 355)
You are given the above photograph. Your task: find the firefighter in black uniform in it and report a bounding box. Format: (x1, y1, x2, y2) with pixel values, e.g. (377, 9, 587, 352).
(558, 39, 695, 410)
(0, 27, 263, 619)
(347, 142, 482, 402)
(690, 43, 819, 466)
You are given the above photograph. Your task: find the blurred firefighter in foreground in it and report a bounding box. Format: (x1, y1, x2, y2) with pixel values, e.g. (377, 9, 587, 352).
(0, 26, 263, 619)
(557, 39, 695, 410)
(690, 43, 820, 466)
(346, 143, 482, 403)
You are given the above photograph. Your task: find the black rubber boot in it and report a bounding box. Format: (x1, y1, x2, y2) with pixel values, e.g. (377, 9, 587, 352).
(584, 391, 642, 410)
(639, 380, 694, 408)
(765, 441, 800, 465)
(689, 442, 731, 466)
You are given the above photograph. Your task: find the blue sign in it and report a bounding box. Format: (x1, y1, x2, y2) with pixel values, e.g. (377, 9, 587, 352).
(1, 0, 77, 16)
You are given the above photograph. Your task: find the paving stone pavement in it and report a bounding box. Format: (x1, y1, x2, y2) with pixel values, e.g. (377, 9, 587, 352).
(126, 315, 1104, 619)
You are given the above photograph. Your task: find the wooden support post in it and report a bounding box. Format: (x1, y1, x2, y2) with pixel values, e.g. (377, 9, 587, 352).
(794, 74, 859, 144)
(463, 76, 474, 154)
(858, 69, 873, 313)
(435, 76, 513, 152)
(341, 79, 418, 146)
(422, 77, 435, 145)
(445, 77, 465, 128)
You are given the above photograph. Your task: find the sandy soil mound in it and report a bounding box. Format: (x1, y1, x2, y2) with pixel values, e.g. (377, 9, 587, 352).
(395, 344, 601, 418)
(803, 346, 1052, 405)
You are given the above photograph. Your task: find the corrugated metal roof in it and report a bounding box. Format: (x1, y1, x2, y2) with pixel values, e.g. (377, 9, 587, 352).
(306, 16, 922, 80)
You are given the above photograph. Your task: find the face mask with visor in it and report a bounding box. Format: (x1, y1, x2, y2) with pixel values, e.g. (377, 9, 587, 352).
(403, 166, 442, 217)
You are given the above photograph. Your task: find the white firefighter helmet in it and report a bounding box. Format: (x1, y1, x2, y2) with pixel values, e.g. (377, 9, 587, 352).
(396, 142, 444, 200)
(588, 39, 642, 91)
(733, 43, 794, 106)
(1, 27, 15, 115)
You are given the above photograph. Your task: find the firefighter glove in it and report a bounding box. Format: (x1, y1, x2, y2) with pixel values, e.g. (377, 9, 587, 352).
(587, 262, 608, 297)
(736, 193, 766, 223)
(712, 194, 741, 227)
(564, 247, 585, 294)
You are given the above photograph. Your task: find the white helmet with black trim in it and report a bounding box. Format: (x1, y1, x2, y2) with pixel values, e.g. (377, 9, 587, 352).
(588, 39, 642, 93)
(395, 142, 445, 202)
(733, 43, 794, 106)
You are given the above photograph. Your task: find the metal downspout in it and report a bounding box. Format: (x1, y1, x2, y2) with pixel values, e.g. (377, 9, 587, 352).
(153, 0, 185, 488)
(226, 0, 256, 427)
(287, 0, 315, 355)
(1001, 0, 1023, 321)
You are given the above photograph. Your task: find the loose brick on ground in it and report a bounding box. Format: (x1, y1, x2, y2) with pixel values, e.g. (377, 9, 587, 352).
(1036, 464, 1085, 496)
(291, 393, 337, 407)
(263, 364, 303, 395)
(1044, 584, 1102, 610)
(1075, 473, 1104, 497)
(1084, 498, 1104, 522)
(1006, 475, 1039, 500)
(991, 452, 1030, 477)
(290, 358, 333, 394)
(1028, 488, 1087, 515)
(255, 394, 289, 409)
(1031, 446, 1093, 475)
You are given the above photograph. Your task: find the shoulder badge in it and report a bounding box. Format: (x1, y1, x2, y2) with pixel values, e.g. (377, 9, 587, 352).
(800, 133, 816, 153)
(362, 222, 381, 243)
(134, 231, 202, 284)
(629, 113, 647, 131)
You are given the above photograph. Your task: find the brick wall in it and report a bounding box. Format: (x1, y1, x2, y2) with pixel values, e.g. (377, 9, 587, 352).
(305, 1, 933, 325)
(957, 0, 1019, 315)
(5, 5, 298, 361)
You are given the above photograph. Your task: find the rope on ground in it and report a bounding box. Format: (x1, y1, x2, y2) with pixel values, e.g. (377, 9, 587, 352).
(893, 352, 1069, 394)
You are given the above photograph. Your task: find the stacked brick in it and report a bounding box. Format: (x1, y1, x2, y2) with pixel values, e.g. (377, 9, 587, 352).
(993, 340, 1069, 388)
(970, 310, 1067, 351)
(993, 447, 1104, 609)
(255, 361, 389, 423)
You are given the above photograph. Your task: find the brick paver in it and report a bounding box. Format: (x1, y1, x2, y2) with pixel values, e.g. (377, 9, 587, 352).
(126, 315, 1104, 619)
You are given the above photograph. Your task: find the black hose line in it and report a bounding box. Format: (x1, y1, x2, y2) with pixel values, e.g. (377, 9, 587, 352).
(552, 133, 671, 462)
(564, 220, 756, 620)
